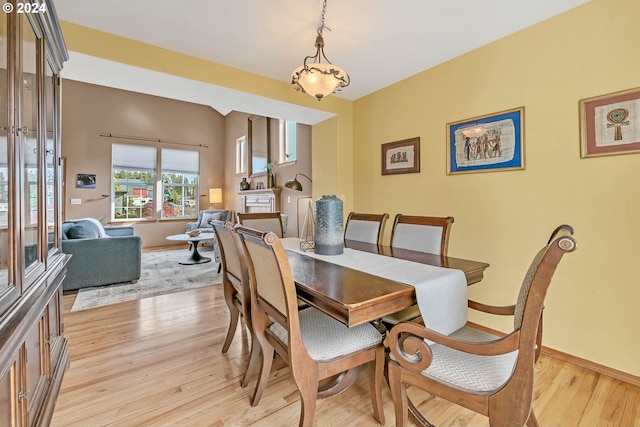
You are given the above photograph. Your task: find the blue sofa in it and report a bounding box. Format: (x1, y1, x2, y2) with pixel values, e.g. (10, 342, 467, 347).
(61, 219, 142, 291)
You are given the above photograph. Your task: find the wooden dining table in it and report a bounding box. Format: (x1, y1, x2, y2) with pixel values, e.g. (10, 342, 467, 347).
(285, 239, 490, 328)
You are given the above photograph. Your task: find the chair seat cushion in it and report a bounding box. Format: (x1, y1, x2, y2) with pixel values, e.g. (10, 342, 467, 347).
(270, 307, 383, 362)
(422, 326, 518, 393)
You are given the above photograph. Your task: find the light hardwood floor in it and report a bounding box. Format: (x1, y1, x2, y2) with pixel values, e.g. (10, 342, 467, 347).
(52, 285, 640, 427)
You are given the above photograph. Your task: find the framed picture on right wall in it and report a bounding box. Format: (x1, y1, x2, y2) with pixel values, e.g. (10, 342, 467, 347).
(579, 87, 640, 158)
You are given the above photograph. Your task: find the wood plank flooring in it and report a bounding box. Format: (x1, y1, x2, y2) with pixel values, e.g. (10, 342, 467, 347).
(52, 285, 640, 427)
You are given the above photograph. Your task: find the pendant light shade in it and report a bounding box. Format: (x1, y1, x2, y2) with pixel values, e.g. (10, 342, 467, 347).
(291, 0, 349, 101)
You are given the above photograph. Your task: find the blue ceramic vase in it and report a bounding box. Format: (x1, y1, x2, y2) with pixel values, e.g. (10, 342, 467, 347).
(314, 195, 343, 255)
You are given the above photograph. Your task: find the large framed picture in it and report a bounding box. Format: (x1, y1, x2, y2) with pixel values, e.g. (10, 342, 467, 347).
(579, 87, 640, 158)
(447, 107, 525, 175)
(381, 137, 420, 175)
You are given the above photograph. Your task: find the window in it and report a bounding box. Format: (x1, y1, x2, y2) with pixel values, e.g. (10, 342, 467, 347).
(161, 148, 199, 219)
(112, 144, 200, 221)
(278, 120, 297, 164)
(112, 144, 157, 220)
(235, 135, 246, 174)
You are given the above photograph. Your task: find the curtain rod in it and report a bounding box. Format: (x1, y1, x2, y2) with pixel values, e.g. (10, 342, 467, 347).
(99, 132, 208, 149)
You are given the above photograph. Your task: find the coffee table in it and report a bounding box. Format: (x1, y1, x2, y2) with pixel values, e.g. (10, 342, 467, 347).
(166, 233, 216, 265)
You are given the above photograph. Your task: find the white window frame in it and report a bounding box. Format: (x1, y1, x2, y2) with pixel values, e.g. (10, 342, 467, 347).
(278, 119, 297, 165)
(235, 135, 247, 175)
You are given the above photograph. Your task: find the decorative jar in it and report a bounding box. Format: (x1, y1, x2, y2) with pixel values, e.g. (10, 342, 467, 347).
(314, 195, 343, 255)
(240, 177, 250, 191)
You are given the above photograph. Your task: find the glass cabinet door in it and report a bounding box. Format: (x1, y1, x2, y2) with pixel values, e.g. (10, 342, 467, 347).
(20, 15, 41, 277)
(0, 9, 16, 313)
(45, 60, 57, 258)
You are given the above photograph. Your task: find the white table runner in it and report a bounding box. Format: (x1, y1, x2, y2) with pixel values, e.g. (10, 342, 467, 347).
(281, 238, 467, 335)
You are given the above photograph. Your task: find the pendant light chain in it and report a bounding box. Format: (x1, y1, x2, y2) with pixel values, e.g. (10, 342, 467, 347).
(317, 0, 327, 36)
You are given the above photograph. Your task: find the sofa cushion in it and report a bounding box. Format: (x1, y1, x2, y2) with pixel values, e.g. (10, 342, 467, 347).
(199, 211, 223, 228)
(66, 223, 100, 239)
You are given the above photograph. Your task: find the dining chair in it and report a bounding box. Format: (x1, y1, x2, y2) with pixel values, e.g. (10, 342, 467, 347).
(383, 214, 455, 325)
(237, 212, 284, 237)
(344, 212, 389, 245)
(386, 225, 577, 427)
(232, 225, 386, 427)
(211, 220, 256, 388)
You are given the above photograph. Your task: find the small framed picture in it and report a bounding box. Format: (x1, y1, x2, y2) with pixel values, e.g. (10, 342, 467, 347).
(579, 87, 640, 158)
(76, 173, 96, 189)
(447, 107, 525, 175)
(381, 137, 420, 175)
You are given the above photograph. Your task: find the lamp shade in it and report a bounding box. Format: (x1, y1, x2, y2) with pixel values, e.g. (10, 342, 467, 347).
(284, 173, 312, 191)
(209, 188, 222, 204)
(284, 177, 303, 191)
(292, 63, 349, 101)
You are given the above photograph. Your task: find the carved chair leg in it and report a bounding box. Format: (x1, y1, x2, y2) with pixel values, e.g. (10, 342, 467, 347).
(221, 306, 239, 354)
(298, 379, 319, 427)
(370, 346, 386, 425)
(241, 333, 261, 388)
(251, 344, 274, 407)
(388, 360, 409, 427)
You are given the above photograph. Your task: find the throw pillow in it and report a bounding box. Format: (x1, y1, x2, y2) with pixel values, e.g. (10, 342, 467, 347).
(65, 218, 110, 238)
(200, 212, 223, 228)
(66, 224, 99, 239)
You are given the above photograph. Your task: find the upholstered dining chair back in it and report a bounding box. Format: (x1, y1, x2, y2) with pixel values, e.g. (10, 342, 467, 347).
(211, 220, 254, 388)
(344, 212, 389, 245)
(237, 212, 284, 238)
(233, 225, 386, 427)
(386, 225, 577, 427)
(390, 214, 454, 255)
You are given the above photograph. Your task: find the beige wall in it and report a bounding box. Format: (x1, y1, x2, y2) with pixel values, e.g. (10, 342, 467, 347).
(353, 0, 640, 376)
(61, 80, 225, 248)
(223, 111, 312, 236)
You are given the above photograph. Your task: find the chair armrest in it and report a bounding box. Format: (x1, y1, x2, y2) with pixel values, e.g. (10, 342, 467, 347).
(387, 322, 520, 373)
(104, 226, 134, 237)
(468, 299, 516, 316)
(186, 222, 199, 232)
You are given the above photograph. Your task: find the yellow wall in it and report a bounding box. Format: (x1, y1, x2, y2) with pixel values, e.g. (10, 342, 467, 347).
(59, 0, 639, 376)
(354, 0, 640, 376)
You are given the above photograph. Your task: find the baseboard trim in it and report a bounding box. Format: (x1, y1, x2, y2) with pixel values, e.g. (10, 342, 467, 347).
(466, 321, 640, 388)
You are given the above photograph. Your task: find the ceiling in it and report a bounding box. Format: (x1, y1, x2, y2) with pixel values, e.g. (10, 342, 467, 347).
(54, 0, 590, 124)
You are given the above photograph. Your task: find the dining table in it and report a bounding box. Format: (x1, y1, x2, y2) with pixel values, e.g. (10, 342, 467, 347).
(281, 238, 490, 330)
(279, 237, 490, 402)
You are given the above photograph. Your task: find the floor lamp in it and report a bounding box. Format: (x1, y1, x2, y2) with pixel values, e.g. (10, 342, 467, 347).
(286, 173, 314, 251)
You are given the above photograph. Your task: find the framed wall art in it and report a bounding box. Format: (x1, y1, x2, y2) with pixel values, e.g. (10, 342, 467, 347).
(381, 137, 420, 175)
(76, 173, 96, 188)
(579, 87, 640, 158)
(447, 107, 525, 175)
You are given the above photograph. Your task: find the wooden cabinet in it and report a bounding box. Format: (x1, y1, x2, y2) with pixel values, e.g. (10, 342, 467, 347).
(0, 2, 69, 426)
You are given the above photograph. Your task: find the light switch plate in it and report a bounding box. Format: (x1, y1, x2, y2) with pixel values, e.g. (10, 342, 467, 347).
(70, 198, 81, 205)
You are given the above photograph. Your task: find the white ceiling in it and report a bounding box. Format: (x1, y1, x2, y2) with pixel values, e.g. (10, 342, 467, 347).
(54, 0, 590, 124)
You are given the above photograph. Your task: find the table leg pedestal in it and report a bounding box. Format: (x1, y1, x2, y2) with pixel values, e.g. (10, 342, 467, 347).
(179, 241, 212, 265)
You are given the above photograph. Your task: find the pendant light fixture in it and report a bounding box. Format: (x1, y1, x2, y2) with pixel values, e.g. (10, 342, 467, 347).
(291, 0, 350, 101)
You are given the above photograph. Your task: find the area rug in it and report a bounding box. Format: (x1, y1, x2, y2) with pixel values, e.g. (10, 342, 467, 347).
(71, 248, 222, 311)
